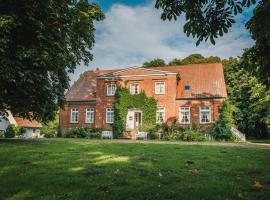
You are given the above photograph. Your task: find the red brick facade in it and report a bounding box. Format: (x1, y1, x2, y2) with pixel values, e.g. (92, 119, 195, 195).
(60, 64, 227, 133)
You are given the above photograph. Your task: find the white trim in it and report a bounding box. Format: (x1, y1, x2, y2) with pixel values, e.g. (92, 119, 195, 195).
(70, 108, 79, 123)
(106, 108, 114, 124)
(106, 83, 116, 96)
(97, 73, 176, 79)
(85, 108, 94, 123)
(155, 81, 166, 94)
(96, 66, 177, 79)
(199, 106, 212, 124)
(179, 107, 190, 124)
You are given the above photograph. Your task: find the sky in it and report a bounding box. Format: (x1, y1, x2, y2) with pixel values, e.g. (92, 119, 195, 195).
(71, 0, 255, 83)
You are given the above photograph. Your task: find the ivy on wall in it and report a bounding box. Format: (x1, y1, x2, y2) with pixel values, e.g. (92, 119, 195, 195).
(113, 87, 157, 137)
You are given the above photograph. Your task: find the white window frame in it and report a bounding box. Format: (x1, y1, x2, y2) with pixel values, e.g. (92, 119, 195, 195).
(179, 107, 190, 124)
(130, 83, 140, 94)
(156, 107, 166, 124)
(106, 108, 114, 124)
(85, 108, 94, 123)
(107, 83, 116, 96)
(70, 108, 79, 123)
(200, 106, 211, 124)
(155, 82, 165, 94)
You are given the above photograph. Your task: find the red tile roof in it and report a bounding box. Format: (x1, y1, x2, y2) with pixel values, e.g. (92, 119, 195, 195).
(153, 63, 227, 99)
(66, 70, 117, 101)
(66, 63, 227, 101)
(14, 117, 42, 128)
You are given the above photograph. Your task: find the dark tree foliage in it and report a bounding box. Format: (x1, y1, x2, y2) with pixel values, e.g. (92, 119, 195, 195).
(0, 0, 104, 122)
(244, 0, 270, 86)
(155, 0, 257, 45)
(222, 57, 270, 138)
(168, 54, 221, 65)
(142, 58, 166, 68)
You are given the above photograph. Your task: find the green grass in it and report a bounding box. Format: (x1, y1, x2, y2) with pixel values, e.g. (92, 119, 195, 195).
(0, 140, 270, 200)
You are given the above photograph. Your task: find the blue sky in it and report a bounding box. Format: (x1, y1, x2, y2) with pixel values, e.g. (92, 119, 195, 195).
(71, 0, 255, 83)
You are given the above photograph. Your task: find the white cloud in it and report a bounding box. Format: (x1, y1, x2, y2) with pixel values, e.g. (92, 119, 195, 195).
(71, 1, 254, 83)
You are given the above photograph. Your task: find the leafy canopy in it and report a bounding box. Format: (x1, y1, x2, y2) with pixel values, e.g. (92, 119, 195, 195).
(155, 0, 257, 45)
(142, 58, 166, 68)
(0, 0, 104, 122)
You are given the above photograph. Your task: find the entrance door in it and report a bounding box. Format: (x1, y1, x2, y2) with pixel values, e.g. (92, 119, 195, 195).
(134, 112, 142, 128)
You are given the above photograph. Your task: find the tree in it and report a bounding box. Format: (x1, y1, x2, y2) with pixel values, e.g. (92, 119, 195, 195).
(212, 100, 235, 141)
(155, 0, 257, 45)
(222, 57, 270, 138)
(142, 58, 166, 68)
(167, 54, 221, 65)
(155, 0, 269, 86)
(0, 0, 104, 122)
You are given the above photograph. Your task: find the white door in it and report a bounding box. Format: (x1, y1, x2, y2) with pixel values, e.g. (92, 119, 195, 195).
(126, 111, 135, 130)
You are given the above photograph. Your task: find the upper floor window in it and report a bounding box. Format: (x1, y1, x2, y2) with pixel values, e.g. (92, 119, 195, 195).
(179, 107, 190, 124)
(200, 106, 211, 124)
(106, 108, 114, 124)
(85, 108, 94, 123)
(130, 83, 140, 94)
(156, 107, 165, 124)
(155, 82, 165, 94)
(107, 83, 116, 96)
(70, 108, 79, 123)
(184, 85, 191, 91)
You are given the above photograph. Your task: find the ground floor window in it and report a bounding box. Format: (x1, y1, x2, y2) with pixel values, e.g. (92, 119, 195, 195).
(200, 106, 211, 124)
(106, 108, 114, 123)
(86, 108, 94, 123)
(179, 107, 190, 124)
(156, 107, 165, 123)
(70, 108, 79, 123)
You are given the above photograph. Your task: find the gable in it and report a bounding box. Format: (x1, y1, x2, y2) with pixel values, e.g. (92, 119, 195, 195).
(97, 67, 176, 79)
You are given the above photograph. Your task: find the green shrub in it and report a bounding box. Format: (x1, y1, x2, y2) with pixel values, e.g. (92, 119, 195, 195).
(0, 131, 4, 138)
(212, 101, 235, 141)
(41, 116, 59, 138)
(4, 124, 24, 138)
(64, 127, 102, 139)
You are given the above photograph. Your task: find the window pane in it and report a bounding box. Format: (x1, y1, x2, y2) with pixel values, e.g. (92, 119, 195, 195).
(156, 107, 165, 123)
(200, 107, 211, 123)
(179, 107, 190, 124)
(155, 82, 165, 94)
(86, 108, 94, 123)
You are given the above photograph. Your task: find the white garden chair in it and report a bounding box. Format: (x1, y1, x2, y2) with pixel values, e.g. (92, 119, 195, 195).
(101, 131, 113, 139)
(136, 131, 148, 140)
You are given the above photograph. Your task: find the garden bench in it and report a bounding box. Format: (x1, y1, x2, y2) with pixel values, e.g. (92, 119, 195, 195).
(136, 131, 148, 140)
(101, 131, 113, 139)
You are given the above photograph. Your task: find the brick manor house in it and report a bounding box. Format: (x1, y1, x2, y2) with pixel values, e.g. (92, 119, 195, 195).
(59, 63, 227, 132)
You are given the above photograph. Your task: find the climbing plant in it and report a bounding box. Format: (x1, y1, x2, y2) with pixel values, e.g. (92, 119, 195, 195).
(113, 87, 157, 137)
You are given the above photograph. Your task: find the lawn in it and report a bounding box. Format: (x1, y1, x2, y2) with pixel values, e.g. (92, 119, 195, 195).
(0, 140, 269, 200)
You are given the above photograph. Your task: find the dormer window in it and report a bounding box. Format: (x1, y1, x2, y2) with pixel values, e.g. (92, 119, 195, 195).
(130, 83, 140, 94)
(107, 83, 116, 96)
(184, 85, 191, 91)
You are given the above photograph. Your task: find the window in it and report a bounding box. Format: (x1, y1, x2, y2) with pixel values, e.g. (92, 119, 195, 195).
(156, 107, 165, 123)
(200, 106, 211, 124)
(184, 85, 191, 90)
(70, 108, 79, 123)
(155, 82, 165, 94)
(130, 83, 140, 94)
(106, 108, 114, 123)
(85, 108, 94, 123)
(107, 83, 116, 96)
(179, 107, 190, 124)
